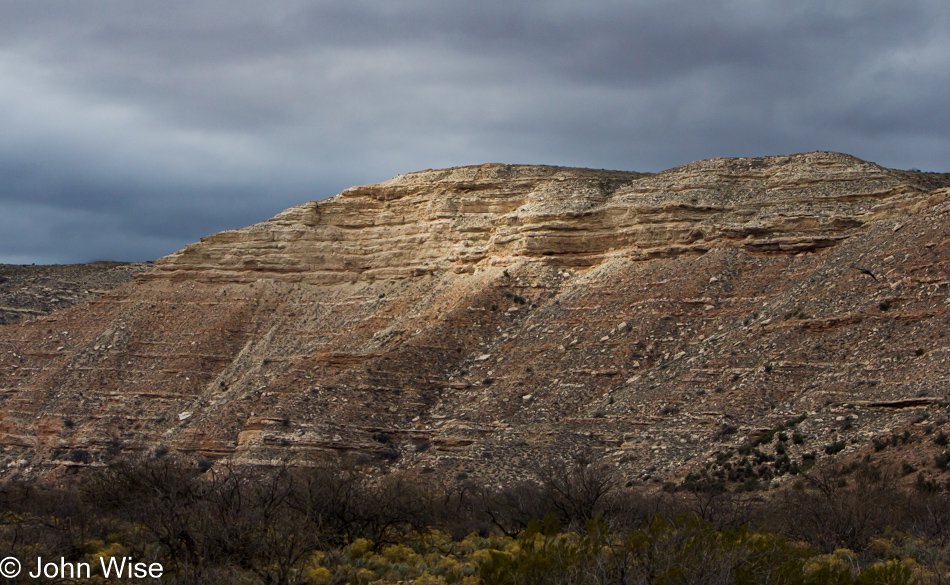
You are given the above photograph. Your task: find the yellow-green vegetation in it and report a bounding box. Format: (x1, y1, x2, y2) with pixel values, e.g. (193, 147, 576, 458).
(243, 518, 887, 585)
(3, 456, 950, 584)
(3, 509, 947, 584)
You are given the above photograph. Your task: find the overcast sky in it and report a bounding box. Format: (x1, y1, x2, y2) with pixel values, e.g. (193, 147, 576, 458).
(1, 1, 948, 264)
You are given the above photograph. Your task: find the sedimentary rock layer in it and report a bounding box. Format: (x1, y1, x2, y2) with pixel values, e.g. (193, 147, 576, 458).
(2, 152, 950, 485)
(154, 153, 931, 283)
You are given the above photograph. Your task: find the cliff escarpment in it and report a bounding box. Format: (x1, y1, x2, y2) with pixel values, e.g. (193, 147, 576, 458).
(2, 152, 950, 486)
(154, 153, 934, 283)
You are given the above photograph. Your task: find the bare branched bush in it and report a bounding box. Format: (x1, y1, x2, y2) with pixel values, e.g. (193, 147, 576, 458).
(530, 451, 620, 527)
(3, 453, 950, 583)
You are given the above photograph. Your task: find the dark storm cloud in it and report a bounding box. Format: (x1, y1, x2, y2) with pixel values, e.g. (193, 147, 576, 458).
(1, 0, 948, 263)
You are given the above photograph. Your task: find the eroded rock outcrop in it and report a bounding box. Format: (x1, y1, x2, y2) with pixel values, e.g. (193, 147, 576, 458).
(2, 152, 950, 486)
(153, 153, 933, 282)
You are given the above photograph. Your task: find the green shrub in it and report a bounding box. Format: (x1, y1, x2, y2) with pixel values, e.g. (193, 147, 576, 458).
(825, 441, 847, 455)
(854, 559, 916, 585)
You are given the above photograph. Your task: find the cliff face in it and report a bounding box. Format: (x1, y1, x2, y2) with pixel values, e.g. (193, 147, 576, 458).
(2, 152, 950, 485)
(153, 153, 925, 282)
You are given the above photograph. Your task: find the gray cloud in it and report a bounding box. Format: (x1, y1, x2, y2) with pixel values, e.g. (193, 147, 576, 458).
(1, 0, 948, 263)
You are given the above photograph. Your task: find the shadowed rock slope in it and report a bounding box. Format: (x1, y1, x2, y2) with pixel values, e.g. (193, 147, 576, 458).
(2, 152, 950, 487)
(0, 262, 150, 325)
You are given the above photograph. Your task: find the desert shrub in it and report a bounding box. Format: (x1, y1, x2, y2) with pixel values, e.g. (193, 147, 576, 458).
(530, 453, 620, 527)
(766, 463, 908, 553)
(826, 441, 847, 455)
(935, 431, 949, 447)
(69, 449, 93, 464)
(480, 514, 816, 585)
(5, 452, 950, 583)
(915, 472, 941, 493)
(415, 441, 432, 453)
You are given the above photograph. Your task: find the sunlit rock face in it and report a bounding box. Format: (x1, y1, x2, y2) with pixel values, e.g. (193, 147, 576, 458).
(153, 153, 926, 282)
(2, 152, 950, 486)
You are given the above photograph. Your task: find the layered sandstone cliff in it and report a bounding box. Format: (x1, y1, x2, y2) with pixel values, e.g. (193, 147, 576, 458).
(154, 153, 933, 283)
(2, 152, 950, 486)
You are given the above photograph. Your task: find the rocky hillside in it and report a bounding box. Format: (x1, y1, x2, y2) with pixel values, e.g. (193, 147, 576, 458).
(0, 262, 150, 325)
(2, 152, 950, 488)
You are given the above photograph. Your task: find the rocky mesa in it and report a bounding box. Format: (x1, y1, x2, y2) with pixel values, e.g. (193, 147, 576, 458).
(2, 151, 950, 488)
